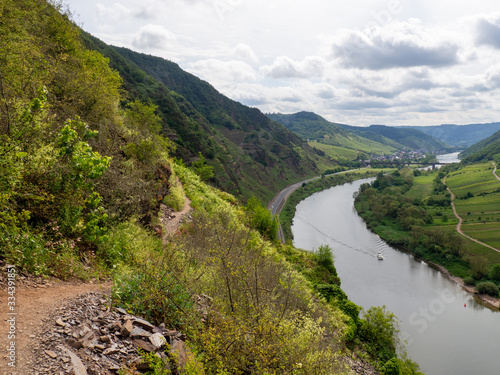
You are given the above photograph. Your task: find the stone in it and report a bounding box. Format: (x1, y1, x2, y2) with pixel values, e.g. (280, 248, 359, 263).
(59, 346, 87, 375)
(100, 335, 111, 343)
(120, 319, 133, 337)
(80, 330, 97, 349)
(171, 339, 188, 371)
(103, 344, 119, 356)
(132, 338, 156, 353)
(45, 350, 58, 359)
(132, 317, 155, 330)
(66, 338, 83, 350)
(149, 333, 167, 349)
(56, 318, 66, 327)
(130, 326, 152, 338)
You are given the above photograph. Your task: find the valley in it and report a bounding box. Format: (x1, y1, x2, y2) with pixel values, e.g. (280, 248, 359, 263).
(3, 2, 500, 375)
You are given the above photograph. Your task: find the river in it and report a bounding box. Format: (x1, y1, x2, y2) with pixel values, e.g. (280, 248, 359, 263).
(291, 153, 500, 375)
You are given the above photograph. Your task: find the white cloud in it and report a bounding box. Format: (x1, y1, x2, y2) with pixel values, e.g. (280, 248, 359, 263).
(260, 56, 327, 79)
(475, 14, 500, 49)
(329, 21, 460, 70)
(187, 59, 257, 82)
(132, 25, 177, 50)
(232, 43, 259, 64)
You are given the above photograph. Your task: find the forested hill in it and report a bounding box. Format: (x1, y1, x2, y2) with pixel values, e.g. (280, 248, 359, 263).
(267, 111, 399, 154)
(460, 129, 500, 162)
(340, 124, 450, 151)
(403, 123, 500, 148)
(82, 34, 330, 202)
(269, 111, 451, 152)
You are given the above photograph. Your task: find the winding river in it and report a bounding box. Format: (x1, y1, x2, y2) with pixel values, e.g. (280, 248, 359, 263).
(291, 153, 500, 375)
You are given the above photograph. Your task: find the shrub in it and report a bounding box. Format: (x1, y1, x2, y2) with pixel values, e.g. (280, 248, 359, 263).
(162, 173, 186, 211)
(476, 281, 500, 297)
(358, 306, 400, 362)
(382, 357, 400, 375)
(490, 264, 500, 281)
(463, 276, 475, 286)
(97, 220, 160, 268)
(112, 258, 193, 328)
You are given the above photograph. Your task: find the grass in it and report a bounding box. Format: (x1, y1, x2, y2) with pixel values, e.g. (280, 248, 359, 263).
(309, 142, 359, 160)
(446, 163, 500, 197)
(453, 192, 500, 214)
(405, 174, 435, 199)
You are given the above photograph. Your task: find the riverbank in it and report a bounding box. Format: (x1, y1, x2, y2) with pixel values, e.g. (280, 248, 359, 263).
(427, 261, 500, 310)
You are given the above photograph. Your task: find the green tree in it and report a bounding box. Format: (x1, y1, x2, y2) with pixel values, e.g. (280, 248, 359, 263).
(191, 152, 214, 181)
(245, 196, 279, 241)
(490, 264, 500, 281)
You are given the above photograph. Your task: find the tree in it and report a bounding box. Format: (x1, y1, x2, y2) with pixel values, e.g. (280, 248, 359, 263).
(191, 152, 214, 181)
(490, 264, 500, 281)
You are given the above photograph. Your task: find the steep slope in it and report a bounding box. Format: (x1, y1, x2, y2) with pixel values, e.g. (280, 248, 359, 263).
(341, 124, 450, 151)
(404, 123, 500, 148)
(82, 40, 331, 202)
(460, 129, 500, 162)
(267, 111, 398, 154)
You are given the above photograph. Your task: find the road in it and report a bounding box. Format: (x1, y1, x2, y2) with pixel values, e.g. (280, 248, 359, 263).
(267, 169, 368, 242)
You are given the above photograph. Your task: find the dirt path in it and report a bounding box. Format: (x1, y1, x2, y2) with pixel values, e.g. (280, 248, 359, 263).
(0, 190, 192, 374)
(444, 177, 500, 254)
(161, 196, 192, 243)
(492, 161, 500, 182)
(0, 275, 111, 374)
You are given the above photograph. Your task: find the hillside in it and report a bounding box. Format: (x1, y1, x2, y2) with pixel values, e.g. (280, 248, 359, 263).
(341, 124, 450, 151)
(0, 1, 423, 374)
(460, 129, 500, 162)
(267, 111, 398, 154)
(403, 123, 500, 148)
(81, 37, 332, 202)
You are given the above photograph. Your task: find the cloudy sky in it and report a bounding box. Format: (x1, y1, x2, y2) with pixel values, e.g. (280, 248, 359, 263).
(64, 0, 500, 126)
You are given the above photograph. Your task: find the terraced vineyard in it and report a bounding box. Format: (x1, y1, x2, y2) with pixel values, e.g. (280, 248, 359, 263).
(446, 162, 500, 252)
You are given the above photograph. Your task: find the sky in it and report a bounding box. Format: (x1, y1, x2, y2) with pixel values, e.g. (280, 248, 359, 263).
(63, 0, 500, 126)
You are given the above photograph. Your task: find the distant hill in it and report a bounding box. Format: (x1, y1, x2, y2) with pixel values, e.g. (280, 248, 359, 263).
(82, 36, 332, 202)
(401, 123, 500, 148)
(342, 124, 450, 151)
(268, 112, 450, 153)
(460, 129, 500, 162)
(267, 112, 398, 155)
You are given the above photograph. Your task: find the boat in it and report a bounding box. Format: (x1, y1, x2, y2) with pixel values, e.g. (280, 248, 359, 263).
(377, 252, 384, 260)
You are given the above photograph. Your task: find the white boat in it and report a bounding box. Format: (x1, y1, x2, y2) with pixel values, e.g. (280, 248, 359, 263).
(377, 252, 384, 260)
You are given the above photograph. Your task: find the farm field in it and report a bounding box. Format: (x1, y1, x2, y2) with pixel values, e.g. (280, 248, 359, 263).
(453, 192, 500, 215)
(405, 173, 435, 199)
(445, 162, 500, 252)
(308, 141, 359, 160)
(446, 163, 499, 197)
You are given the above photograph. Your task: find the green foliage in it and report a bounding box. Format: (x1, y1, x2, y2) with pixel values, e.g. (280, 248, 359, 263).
(191, 152, 214, 181)
(1, 224, 86, 279)
(113, 259, 193, 328)
(475, 281, 500, 297)
(463, 276, 476, 286)
(490, 264, 500, 281)
(358, 306, 400, 363)
(382, 358, 400, 375)
(97, 220, 159, 268)
(245, 196, 279, 241)
(163, 173, 186, 211)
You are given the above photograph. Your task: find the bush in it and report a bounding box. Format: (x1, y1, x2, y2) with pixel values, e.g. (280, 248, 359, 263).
(112, 259, 193, 328)
(382, 357, 400, 375)
(162, 173, 186, 211)
(463, 276, 475, 286)
(490, 264, 500, 281)
(358, 306, 400, 362)
(97, 220, 161, 268)
(476, 281, 500, 297)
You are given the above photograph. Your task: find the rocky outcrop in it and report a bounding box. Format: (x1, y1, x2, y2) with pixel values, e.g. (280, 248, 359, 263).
(31, 292, 190, 374)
